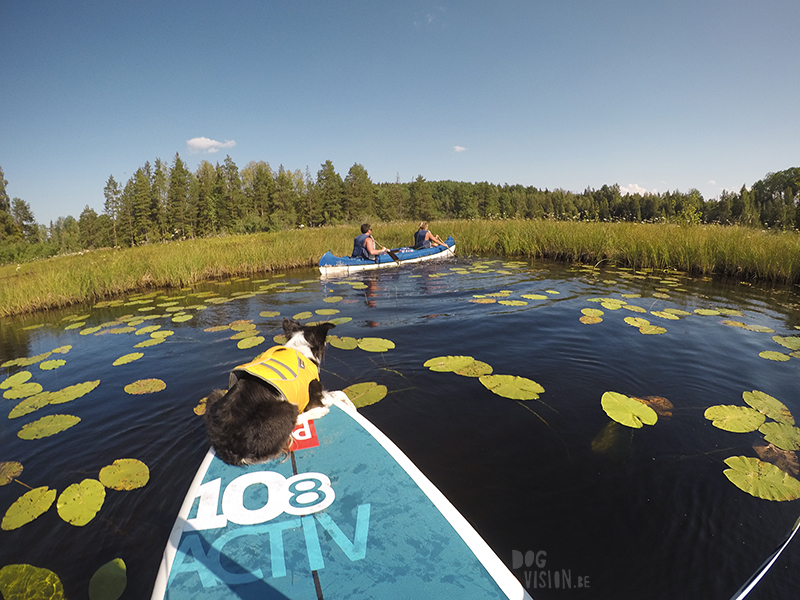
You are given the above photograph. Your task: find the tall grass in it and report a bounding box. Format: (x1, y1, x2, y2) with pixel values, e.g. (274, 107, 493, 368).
(1, 221, 798, 316)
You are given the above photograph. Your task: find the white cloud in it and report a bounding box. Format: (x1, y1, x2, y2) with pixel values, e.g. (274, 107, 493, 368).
(187, 137, 236, 154)
(707, 180, 717, 186)
(620, 183, 656, 196)
(453, 146, 467, 153)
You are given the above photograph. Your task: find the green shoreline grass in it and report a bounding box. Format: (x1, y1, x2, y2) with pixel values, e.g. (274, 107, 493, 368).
(1, 220, 799, 317)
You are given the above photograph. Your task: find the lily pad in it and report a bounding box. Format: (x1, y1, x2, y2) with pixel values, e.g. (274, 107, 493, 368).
(113, 353, 143, 366)
(622, 304, 647, 313)
(624, 317, 650, 328)
(479, 374, 545, 400)
(48, 380, 100, 405)
(651, 311, 680, 320)
(470, 298, 496, 304)
(581, 308, 603, 317)
(635, 396, 674, 418)
(1, 486, 57, 530)
(759, 351, 790, 362)
(328, 336, 358, 350)
(135, 325, 162, 336)
(15, 352, 53, 367)
(238, 336, 265, 350)
(124, 379, 166, 395)
(758, 422, 800, 451)
(741, 324, 774, 333)
(0, 462, 23, 486)
(695, 308, 720, 316)
(230, 330, 259, 340)
(601, 391, 657, 428)
(704, 405, 765, 433)
(342, 382, 388, 408)
(639, 325, 667, 335)
(99, 458, 150, 491)
(424, 355, 475, 373)
(9, 392, 53, 419)
(772, 336, 800, 351)
(664, 308, 691, 316)
(580, 315, 603, 324)
(273, 334, 288, 345)
(315, 309, 340, 315)
(1, 371, 33, 389)
(601, 301, 625, 310)
(89, 558, 127, 600)
(18, 414, 81, 440)
(204, 325, 231, 333)
(754, 443, 799, 476)
(498, 300, 527, 306)
(743, 390, 794, 425)
(259, 310, 280, 318)
(328, 317, 352, 326)
(194, 397, 207, 416)
(323, 296, 343, 303)
(39, 359, 66, 371)
(57, 479, 106, 526)
(723, 456, 800, 501)
(0, 564, 65, 599)
(292, 311, 313, 320)
(357, 337, 395, 353)
(454, 360, 493, 377)
(3, 382, 44, 400)
(134, 338, 164, 348)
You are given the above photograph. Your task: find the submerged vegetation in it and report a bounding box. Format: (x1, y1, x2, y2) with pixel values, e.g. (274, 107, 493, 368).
(1, 219, 799, 316)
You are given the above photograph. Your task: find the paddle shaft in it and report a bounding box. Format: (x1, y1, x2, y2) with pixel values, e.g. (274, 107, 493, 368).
(372, 237, 400, 262)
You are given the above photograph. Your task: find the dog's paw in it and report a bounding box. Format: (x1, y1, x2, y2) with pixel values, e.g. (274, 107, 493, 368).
(302, 405, 330, 421)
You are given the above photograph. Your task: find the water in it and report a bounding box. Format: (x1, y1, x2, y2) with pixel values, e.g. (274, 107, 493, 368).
(1, 258, 799, 599)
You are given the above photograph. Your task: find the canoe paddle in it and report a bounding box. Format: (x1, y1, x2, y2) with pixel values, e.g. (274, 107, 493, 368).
(372, 238, 400, 262)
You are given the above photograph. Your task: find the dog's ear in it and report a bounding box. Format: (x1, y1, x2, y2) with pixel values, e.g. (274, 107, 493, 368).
(306, 321, 336, 346)
(282, 318, 302, 335)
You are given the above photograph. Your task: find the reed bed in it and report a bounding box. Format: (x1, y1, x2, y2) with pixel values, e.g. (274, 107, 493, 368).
(1, 221, 798, 316)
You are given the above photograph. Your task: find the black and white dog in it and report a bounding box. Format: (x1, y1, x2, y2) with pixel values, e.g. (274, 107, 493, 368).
(204, 318, 348, 465)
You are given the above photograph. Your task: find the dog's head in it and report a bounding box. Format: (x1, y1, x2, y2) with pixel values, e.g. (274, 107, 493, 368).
(282, 318, 335, 365)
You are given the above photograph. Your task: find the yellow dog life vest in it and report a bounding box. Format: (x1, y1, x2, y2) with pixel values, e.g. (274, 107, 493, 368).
(229, 346, 319, 412)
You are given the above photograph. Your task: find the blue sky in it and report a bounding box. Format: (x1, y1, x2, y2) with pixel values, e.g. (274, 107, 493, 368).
(2, 0, 798, 225)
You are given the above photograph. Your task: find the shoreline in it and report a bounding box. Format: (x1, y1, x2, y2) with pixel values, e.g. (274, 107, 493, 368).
(1, 220, 798, 317)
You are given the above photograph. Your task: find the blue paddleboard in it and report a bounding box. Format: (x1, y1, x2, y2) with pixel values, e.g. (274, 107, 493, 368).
(151, 400, 532, 599)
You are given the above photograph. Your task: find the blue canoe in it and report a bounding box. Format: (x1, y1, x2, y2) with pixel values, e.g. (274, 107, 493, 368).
(319, 236, 456, 276)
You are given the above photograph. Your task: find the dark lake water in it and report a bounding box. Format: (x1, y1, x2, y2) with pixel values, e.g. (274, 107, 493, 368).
(2, 256, 800, 599)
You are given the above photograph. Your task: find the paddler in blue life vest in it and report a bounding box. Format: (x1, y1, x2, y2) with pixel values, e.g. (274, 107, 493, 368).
(352, 223, 389, 260)
(413, 221, 444, 249)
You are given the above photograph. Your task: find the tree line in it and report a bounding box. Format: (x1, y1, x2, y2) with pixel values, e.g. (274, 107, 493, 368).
(0, 158, 798, 264)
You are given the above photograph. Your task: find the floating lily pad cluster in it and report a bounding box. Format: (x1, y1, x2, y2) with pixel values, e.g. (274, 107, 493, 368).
(1, 458, 149, 531)
(0, 558, 127, 600)
(424, 355, 545, 400)
(582, 297, 668, 335)
(469, 288, 559, 306)
(704, 390, 800, 501)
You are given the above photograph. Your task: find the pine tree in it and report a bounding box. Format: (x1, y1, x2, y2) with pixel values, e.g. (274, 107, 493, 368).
(316, 161, 343, 224)
(342, 163, 374, 221)
(151, 158, 169, 240)
(168, 153, 191, 239)
(103, 175, 122, 246)
(0, 166, 21, 241)
(10, 198, 37, 242)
